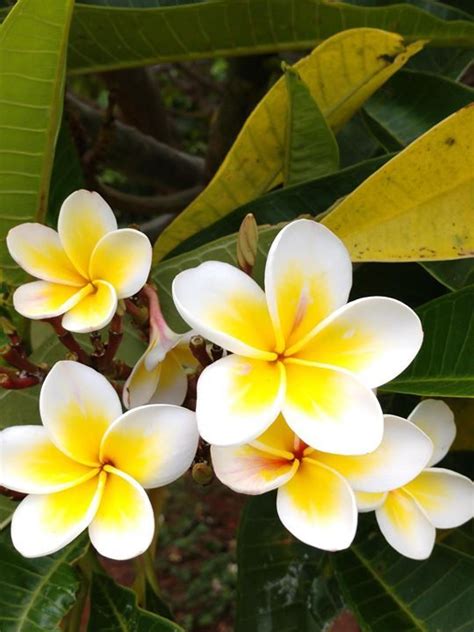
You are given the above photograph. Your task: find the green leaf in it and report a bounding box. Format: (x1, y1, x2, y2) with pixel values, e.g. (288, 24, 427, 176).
(0, 0, 75, 284)
(283, 65, 339, 186)
(335, 515, 474, 632)
(154, 29, 423, 260)
(236, 492, 347, 632)
(88, 573, 183, 631)
(0, 496, 16, 530)
(422, 258, 474, 290)
(383, 286, 474, 397)
(0, 533, 89, 632)
(169, 154, 392, 257)
(407, 46, 473, 79)
(363, 69, 474, 147)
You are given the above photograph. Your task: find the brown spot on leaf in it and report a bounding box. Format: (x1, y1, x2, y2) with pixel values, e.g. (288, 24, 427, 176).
(445, 137, 456, 146)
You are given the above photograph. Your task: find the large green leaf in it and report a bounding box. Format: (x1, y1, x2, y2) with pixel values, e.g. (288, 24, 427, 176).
(363, 69, 474, 147)
(283, 66, 339, 186)
(0, 533, 89, 632)
(0, 0, 74, 284)
(335, 516, 474, 632)
(383, 286, 474, 397)
(88, 573, 183, 631)
(154, 28, 421, 260)
(0, 496, 16, 530)
(236, 492, 347, 632)
(422, 259, 474, 290)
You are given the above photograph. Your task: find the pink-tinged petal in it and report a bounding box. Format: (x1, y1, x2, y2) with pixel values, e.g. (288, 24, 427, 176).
(100, 404, 198, 488)
(265, 220, 352, 352)
(58, 190, 117, 279)
(11, 472, 105, 558)
(404, 468, 473, 528)
(122, 346, 161, 409)
(283, 360, 383, 455)
(277, 458, 357, 550)
(408, 399, 456, 466)
(88, 468, 154, 560)
(173, 261, 277, 360)
(293, 297, 423, 388)
(355, 491, 387, 513)
(211, 443, 298, 494)
(7, 223, 85, 286)
(376, 489, 435, 560)
(89, 229, 152, 299)
(196, 355, 286, 446)
(317, 416, 433, 492)
(13, 281, 92, 320)
(1, 426, 98, 494)
(61, 280, 117, 333)
(40, 361, 122, 467)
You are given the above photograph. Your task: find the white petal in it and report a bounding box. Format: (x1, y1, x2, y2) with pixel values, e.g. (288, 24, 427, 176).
(196, 355, 286, 446)
(13, 281, 92, 320)
(355, 491, 387, 512)
(39, 361, 122, 466)
(89, 228, 152, 299)
(149, 351, 188, 406)
(283, 360, 383, 455)
(404, 468, 474, 528)
(100, 404, 199, 488)
(376, 489, 435, 560)
(294, 297, 423, 388)
(61, 280, 117, 333)
(58, 190, 117, 279)
(408, 399, 456, 466)
(122, 347, 161, 409)
(265, 219, 352, 352)
(277, 458, 357, 550)
(88, 468, 154, 560)
(317, 416, 433, 492)
(11, 473, 105, 558)
(211, 443, 297, 494)
(172, 261, 276, 360)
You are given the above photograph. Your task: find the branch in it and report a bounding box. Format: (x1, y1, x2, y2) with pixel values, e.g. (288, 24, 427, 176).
(66, 93, 204, 189)
(96, 183, 202, 217)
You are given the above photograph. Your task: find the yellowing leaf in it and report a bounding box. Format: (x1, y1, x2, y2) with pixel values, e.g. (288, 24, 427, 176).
(154, 29, 423, 260)
(322, 105, 474, 261)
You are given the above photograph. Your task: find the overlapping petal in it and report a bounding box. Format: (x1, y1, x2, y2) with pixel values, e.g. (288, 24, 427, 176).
(61, 280, 117, 333)
(88, 468, 154, 560)
(40, 361, 122, 467)
(58, 190, 117, 278)
(404, 468, 474, 528)
(211, 443, 298, 494)
(173, 261, 276, 360)
(6, 223, 85, 286)
(123, 347, 161, 410)
(265, 220, 352, 352)
(317, 416, 432, 492)
(148, 352, 188, 405)
(251, 415, 298, 457)
(196, 355, 286, 446)
(89, 228, 152, 299)
(293, 297, 423, 388)
(1, 426, 98, 494)
(13, 281, 92, 320)
(408, 399, 456, 466)
(100, 404, 198, 488)
(11, 473, 105, 558)
(355, 491, 387, 512)
(283, 360, 383, 455)
(376, 489, 436, 560)
(277, 458, 357, 550)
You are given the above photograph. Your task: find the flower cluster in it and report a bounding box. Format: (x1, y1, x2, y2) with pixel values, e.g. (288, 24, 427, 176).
(1, 191, 472, 561)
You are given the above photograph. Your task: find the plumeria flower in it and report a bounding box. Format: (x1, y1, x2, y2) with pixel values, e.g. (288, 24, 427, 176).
(123, 286, 197, 408)
(0, 361, 198, 560)
(7, 190, 152, 333)
(356, 400, 474, 560)
(211, 413, 432, 550)
(173, 219, 423, 453)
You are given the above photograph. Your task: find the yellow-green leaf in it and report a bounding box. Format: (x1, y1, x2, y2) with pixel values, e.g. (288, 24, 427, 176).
(153, 28, 423, 260)
(322, 104, 474, 261)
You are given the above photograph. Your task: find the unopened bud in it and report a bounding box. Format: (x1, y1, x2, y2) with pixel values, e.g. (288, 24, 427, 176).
(189, 335, 212, 367)
(192, 462, 213, 486)
(237, 213, 258, 276)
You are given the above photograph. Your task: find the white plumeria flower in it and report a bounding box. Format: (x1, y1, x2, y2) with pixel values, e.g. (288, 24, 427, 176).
(173, 219, 423, 453)
(0, 361, 199, 560)
(123, 287, 197, 408)
(211, 414, 432, 551)
(7, 190, 152, 333)
(356, 400, 474, 560)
